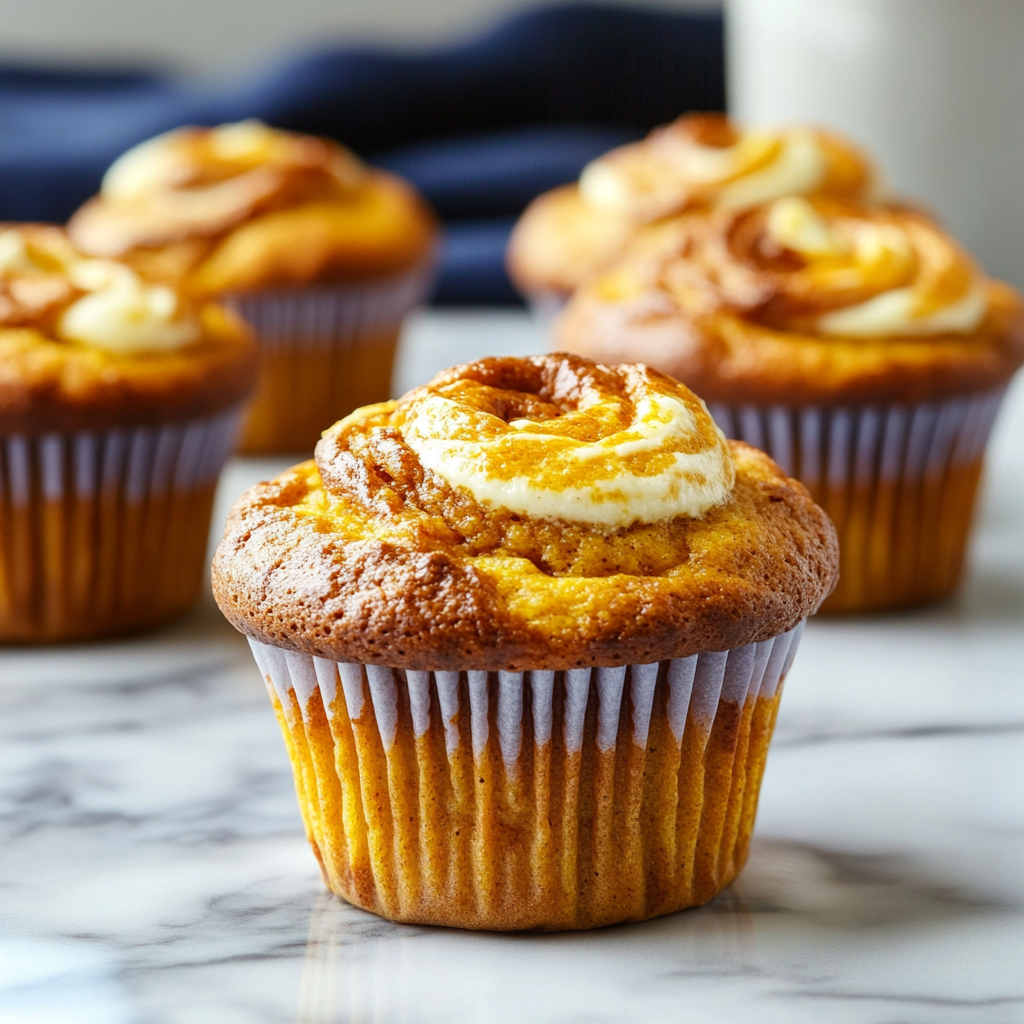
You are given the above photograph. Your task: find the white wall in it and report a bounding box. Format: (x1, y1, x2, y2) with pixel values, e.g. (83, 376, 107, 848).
(727, 0, 1024, 289)
(0, 0, 719, 73)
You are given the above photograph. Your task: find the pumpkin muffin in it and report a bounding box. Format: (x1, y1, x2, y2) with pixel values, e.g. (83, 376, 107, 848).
(0, 224, 255, 642)
(506, 113, 876, 314)
(558, 197, 1024, 612)
(69, 120, 437, 454)
(213, 352, 838, 931)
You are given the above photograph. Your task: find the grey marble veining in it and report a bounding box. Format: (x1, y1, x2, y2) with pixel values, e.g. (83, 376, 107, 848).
(1, 311, 1023, 1023)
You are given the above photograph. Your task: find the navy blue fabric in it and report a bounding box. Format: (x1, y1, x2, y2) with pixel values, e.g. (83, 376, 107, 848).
(0, 4, 725, 303)
(434, 219, 520, 305)
(376, 124, 640, 221)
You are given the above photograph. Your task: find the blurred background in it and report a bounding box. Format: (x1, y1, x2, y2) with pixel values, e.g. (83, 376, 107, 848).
(4, 0, 1024, 300)
(0, 0, 724, 305)
(0, 0, 719, 70)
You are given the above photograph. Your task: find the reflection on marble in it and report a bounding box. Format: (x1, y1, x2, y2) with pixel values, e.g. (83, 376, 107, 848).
(1, 311, 1023, 1023)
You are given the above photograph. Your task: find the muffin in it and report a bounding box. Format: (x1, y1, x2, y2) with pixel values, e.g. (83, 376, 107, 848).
(506, 113, 876, 315)
(0, 224, 255, 642)
(212, 353, 838, 931)
(68, 120, 437, 454)
(557, 197, 1024, 612)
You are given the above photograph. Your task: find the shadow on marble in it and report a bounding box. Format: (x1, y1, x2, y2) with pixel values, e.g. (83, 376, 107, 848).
(294, 839, 1021, 1024)
(946, 565, 1024, 625)
(731, 840, 1011, 927)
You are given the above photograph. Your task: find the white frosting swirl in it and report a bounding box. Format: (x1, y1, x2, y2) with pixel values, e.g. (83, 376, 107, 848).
(397, 367, 735, 528)
(0, 227, 199, 353)
(763, 197, 989, 338)
(578, 125, 828, 222)
(58, 275, 197, 353)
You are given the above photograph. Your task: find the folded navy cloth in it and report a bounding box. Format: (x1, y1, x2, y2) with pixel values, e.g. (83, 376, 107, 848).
(0, 4, 724, 303)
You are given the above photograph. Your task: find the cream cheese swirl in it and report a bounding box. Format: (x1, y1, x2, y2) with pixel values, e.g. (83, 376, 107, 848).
(762, 197, 988, 337)
(577, 116, 873, 224)
(393, 361, 735, 528)
(0, 226, 199, 353)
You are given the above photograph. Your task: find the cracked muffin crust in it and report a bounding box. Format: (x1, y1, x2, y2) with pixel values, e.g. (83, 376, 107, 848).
(213, 353, 838, 669)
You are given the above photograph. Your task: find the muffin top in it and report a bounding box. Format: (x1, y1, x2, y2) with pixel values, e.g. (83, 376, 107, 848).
(557, 197, 1024, 405)
(506, 113, 877, 296)
(0, 224, 256, 433)
(213, 353, 838, 670)
(68, 120, 437, 296)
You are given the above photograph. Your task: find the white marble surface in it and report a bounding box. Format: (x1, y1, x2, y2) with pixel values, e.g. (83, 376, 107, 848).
(1, 310, 1023, 1024)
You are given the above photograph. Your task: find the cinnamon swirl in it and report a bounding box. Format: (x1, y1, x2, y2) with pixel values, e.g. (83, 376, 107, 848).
(506, 113, 877, 305)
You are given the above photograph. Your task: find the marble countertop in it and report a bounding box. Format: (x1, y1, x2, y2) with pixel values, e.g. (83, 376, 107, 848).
(2, 310, 1023, 1024)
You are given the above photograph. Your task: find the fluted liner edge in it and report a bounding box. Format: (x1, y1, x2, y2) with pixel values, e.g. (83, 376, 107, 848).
(250, 623, 804, 931)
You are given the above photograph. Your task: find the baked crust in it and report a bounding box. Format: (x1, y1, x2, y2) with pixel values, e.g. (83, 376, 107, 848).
(0, 302, 257, 433)
(213, 354, 839, 670)
(557, 203, 1024, 405)
(68, 124, 437, 295)
(507, 114, 876, 298)
(0, 223, 256, 432)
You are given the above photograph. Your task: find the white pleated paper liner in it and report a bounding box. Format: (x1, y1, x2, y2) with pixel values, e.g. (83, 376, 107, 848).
(0, 406, 242, 641)
(249, 621, 804, 930)
(222, 262, 435, 355)
(708, 387, 1006, 611)
(222, 262, 434, 453)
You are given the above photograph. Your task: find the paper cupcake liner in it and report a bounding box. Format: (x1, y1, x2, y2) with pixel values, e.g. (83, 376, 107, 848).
(0, 407, 241, 642)
(707, 387, 1005, 612)
(224, 262, 435, 454)
(249, 622, 804, 931)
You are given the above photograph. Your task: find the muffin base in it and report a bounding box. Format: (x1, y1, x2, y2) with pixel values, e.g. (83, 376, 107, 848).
(249, 624, 803, 931)
(0, 408, 240, 642)
(709, 389, 1004, 613)
(226, 265, 432, 455)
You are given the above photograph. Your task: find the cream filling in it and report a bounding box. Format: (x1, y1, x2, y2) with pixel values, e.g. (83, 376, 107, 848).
(766, 196, 912, 265)
(765, 196, 987, 337)
(817, 282, 988, 337)
(579, 127, 827, 217)
(101, 129, 190, 202)
(657, 130, 778, 185)
(0, 230, 45, 274)
(58, 277, 199, 353)
(207, 119, 277, 160)
(101, 120, 281, 203)
(0, 227, 200, 353)
(767, 195, 846, 257)
(401, 391, 735, 528)
(578, 159, 642, 212)
(713, 130, 827, 210)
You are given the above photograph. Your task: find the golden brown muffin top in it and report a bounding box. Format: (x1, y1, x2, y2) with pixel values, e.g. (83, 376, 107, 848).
(507, 113, 877, 296)
(213, 353, 838, 670)
(67, 120, 437, 295)
(0, 224, 256, 433)
(558, 197, 1024, 405)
